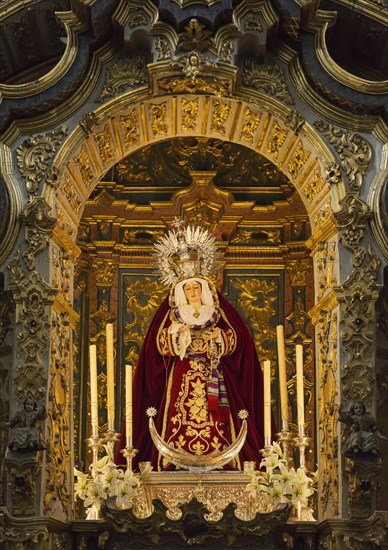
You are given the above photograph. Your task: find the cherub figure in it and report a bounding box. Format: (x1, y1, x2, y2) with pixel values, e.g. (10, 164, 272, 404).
(3, 396, 47, 453)
(339, 401, 379, 459)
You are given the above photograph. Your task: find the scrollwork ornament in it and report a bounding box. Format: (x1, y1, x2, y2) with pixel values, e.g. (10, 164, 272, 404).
(16, 127, 68, 195)
(155, 36, 172, 60)
(313, 122, 372, 192)
(8, 248, 26, 288)
(97, 57, 147, 102)
(242, 62, 294, 105)
(219, 40, 234, 63)
(79, 112, 99, 135)
(284, 110, 305, 134)
(334, 193, 371, 251)
(20, 197, 56, 270)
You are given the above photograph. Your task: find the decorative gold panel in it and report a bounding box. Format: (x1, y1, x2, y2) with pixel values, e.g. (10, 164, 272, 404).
(240, 107, 261, 143)
(121, 110, 140, 148)
(211, 100, 231, 134)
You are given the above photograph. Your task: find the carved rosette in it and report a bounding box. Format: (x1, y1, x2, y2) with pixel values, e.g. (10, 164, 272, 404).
(16, 127, 68, 195)
(12, 271, 57, 399)
(20, 197, 56, 270)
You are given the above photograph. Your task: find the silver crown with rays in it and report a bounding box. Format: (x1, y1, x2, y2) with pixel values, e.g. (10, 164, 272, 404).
(153, 218, 218, 287)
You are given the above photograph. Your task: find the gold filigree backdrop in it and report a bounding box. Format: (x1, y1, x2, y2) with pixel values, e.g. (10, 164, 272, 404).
(73, 136, 315, 471)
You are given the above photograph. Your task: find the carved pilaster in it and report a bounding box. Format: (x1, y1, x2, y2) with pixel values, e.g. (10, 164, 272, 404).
(11, 271, 57, 400)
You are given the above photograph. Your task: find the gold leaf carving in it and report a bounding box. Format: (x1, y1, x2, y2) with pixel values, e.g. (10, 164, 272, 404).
(181, 98, 199, 131)
(266, 122, 287, 159)
(184, 200, 220, 232)
(74, 147, 94, 190)
(62, 174, 82, 214)
(45, 310, 72, 516)
(97, 57, 147, 102)
(231, 229, 281, 244)
(211, 100, 231, 134)
(122, 229, 165, 244)
(123, 278, 166, 366)
(121, 111, 140, 148)
(230, 278, 277, 359)
(303, 171, 324, 204)
(92, 258, 118, 286)
(313, 201, 333, 231)
(287, 141, 311, 179)
(158, 77, 229, 96)
(16, 127, 68, 195)
(317, 310, 339, 518)
(151, 103, 168, 135)
(240, 107, 261, 143)
(94, 125, 114, 167)
(286, 259, 311, 286)
(55, 206, 75, 238)
(317, 242, 337, 300)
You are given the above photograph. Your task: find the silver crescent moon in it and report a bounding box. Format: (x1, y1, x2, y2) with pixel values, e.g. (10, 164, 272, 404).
(148, 415, 248, 472)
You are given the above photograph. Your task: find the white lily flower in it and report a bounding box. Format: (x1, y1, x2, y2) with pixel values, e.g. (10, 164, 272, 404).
(74, 469, 90, 500)
(84, 481, 107, 509)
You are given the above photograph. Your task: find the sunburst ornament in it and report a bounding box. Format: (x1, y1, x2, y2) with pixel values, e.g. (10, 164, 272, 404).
(154, 218, 218, 287)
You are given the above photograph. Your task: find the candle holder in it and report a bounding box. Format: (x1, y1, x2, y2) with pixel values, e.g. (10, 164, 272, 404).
(293, 426, 310, 470)
(121, 446, 138, 472)
(105, 421, 120, 446)
(86, 433, 104, 520)
(276, 426, 293, 459)
(292, 427, 316, 522)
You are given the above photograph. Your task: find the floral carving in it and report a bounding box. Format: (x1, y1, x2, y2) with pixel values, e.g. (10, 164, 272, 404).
(12, 271, 57, 399)
(16, 127, 68, 195)
(97, 57, 147, 102)
(240, 107, 261, 143)
(314, 122, 372, 192)
(242, 62, 294, 105)
(211, 100, 231, 134)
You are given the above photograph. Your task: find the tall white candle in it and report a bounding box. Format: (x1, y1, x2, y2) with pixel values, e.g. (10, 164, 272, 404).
(295, 344, 305, 432)
(125, 364, 133, 448)
(263, 360, 271, 446)
(276, 325, 289, 430)
(89, 344, 98, 436)
(106, 323, 115, 427)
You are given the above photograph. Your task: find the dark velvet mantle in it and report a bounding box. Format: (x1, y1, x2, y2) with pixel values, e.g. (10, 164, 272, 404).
(116, 291, 274, 469)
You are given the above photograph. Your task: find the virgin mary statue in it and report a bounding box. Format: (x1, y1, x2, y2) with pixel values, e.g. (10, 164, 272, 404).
(117, 221, 272, 470)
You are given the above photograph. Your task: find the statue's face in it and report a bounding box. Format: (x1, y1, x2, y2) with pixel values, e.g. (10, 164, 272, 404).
(25, 399, 34, 411)
(353, 402, 364, 415)
(183, 281, 202, 305)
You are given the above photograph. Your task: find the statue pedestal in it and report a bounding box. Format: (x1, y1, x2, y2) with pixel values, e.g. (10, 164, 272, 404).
(101, 471, 291, 548)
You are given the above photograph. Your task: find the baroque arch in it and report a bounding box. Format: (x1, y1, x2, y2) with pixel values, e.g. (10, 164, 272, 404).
(38, 82, 350, 521)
